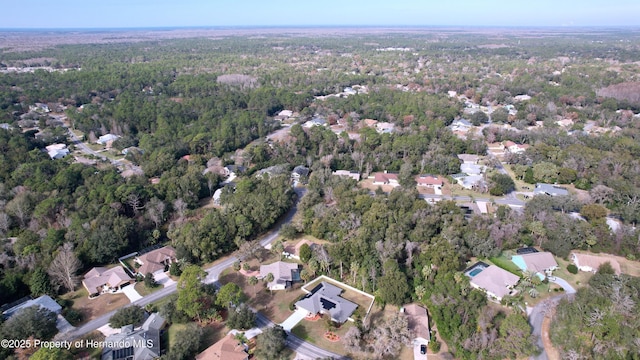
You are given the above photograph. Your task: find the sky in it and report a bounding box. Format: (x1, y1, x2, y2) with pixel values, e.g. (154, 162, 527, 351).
(3, 0, 639, 29)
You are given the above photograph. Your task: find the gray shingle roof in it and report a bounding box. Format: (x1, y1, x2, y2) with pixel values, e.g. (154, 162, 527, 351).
(295, 282, 358, 323)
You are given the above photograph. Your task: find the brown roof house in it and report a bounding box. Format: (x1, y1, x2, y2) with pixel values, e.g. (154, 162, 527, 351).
(372, 172, 399, 186)
(511, 252, 558, 279)
(402, 303, 430, 346)
(259, 261, 301, 291)
(83, 266, 133, 297)
(571, 252, 622, 275)
(134, 246, 176, 276)
(416, 175, 443, 189)
(196, 333, 248, 360)
(469, 265, 519, 301)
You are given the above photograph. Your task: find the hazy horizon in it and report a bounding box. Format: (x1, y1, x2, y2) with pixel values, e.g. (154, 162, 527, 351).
(3, 0, 639, 29)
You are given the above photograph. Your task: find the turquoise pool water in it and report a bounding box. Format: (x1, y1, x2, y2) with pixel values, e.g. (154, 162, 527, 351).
(469, 268, 483, 277)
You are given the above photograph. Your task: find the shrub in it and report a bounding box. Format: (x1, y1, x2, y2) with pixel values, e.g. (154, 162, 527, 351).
(233, 261, 241, 271)
(567, 264, 578, 274)
(169, 261, 182, 276)
(429, 340, 441, 352)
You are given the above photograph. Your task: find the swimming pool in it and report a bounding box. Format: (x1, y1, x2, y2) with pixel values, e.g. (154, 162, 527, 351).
(468, 268, 484, 277)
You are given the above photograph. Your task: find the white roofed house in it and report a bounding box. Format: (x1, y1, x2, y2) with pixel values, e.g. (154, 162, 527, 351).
(469, 265, 520, 301)
(534, 183, 569, 197)
(45, 143, 69, 159)
(332, 170, 361, 181)
(96, 133, 120, 146)
(259, 261, 301, 291)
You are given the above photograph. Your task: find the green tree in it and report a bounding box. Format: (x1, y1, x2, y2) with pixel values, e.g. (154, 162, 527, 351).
(489, 173, 516, 196)
(177, 265, 207, 322)
(376, 260, 409, 306)
(215, 283, 244, 308)
(299, 243, 312, 262)
(29, 267, 52, 297)
(256, 325, 287, 360)
(1, 306, 58, 341)
(164, 323, 203, 360)
(471, 111, 489, 126)
(580, 204, 607, 222)
(144, 272, 157, 288)
(109, 305, 146, 328)
(227, 303, 256, 330)
(248, 276, 259, 293)
(30, 347, 72, 360)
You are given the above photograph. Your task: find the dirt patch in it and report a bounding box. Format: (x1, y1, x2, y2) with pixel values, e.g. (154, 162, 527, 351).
(359, 178, 399, 193)
(542, 309, 561, 360)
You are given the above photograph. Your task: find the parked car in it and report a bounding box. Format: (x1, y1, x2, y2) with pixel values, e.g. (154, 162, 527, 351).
(420, 344, 427, 355)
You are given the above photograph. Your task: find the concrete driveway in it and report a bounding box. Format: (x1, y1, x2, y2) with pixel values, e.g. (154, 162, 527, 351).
(121, 284, 142, 302)
(154, 271, 175, 287)
(281, 308, 309, 331)
(550, 277, 576, 294)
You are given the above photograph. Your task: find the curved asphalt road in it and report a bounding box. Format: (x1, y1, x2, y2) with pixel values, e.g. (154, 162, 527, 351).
(528, 277, 576, 360)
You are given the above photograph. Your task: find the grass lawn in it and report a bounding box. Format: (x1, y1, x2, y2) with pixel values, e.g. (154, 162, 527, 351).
(219, 270, 305, 324)
(62, 288, 130, 322)
(553, 257, 593, 288)
(134, 281, 162, 297)
(291, 318, 355, 355)
(488, 253, 522, 276)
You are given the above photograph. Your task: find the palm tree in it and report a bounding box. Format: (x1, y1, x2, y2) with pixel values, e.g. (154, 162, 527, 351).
(248, 276, 258, 294)
(265, 273, 274, 294)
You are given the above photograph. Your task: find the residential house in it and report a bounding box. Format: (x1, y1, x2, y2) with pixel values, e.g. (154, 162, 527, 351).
(101, 313, 166, 360)
(259, 261, 301, 291)
(303, 116, 327, 128)
(513, 94, 532, 102)
(224, 165, 246, 177)
(363, 119, 379, 128)
(415, 175, 443, 189)
(457, 154, 480, 164)
(402, 303, 430, 346)
(556, 119, 574, 128)
(2, 295, 62, 318)
(469, 265, 519, 301)
(274, 109, 294, 122)
(449, 119, 472, 132)
(134, 246, 176, 277)
(534, 183, 569, 197)
(97, 134, 120, 145)
(0, 123, 13, 130)
(295, 282, 358, 324)
(372, 172, 399, 186)
(375, 122, 395, 134)
(511, 252, 558, 279)
(291, 166, 310, 182)
(332, 170, 361, 181)
(82, 266, 133, 297)
(45, 143, 69, 159)
(196, 333, 248, 360)
(571, 252, 621, 275)
(255, 164, 289, 179)
(504, 141, 529, 154)
(30, 103, 50, 113)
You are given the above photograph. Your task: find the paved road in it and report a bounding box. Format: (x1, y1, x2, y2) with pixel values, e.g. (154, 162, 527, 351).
(528, 277, 575, 360)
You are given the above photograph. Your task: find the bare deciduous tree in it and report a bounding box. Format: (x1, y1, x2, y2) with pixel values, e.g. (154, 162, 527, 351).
(146, 197, 166, 229)
(173, 198, 188, 223)
(48, 243, 81, 292)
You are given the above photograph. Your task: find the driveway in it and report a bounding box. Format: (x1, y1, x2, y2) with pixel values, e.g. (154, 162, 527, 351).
(550, 277, 576, 294)
(154, 271, 175, 287)
(281, 308, 309, 331)
(121, 284, 143, 302)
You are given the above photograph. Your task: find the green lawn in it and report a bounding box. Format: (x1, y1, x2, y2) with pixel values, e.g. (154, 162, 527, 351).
(134, 281, 162, 297)
(489, 254, 522, 276)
